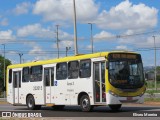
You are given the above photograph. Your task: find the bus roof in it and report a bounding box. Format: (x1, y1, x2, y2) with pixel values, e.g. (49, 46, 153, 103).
(7, 51, 137, 69)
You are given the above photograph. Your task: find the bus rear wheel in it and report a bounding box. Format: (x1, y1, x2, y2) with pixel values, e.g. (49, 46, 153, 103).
(80, 95, 93, 112)
(109, 104, 122, 111)
(27, 95, 41, 110)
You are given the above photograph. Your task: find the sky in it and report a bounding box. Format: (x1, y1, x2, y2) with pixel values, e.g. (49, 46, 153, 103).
(0, 0, 160, 66)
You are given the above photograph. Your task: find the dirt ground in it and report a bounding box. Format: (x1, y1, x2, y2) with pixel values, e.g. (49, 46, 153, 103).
(144, 101, 160, 106)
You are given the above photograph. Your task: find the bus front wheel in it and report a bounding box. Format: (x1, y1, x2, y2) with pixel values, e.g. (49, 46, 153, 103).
(80, 95, 93, 112)
(27, 95, 41, 110)
(109, 104, 122, 111)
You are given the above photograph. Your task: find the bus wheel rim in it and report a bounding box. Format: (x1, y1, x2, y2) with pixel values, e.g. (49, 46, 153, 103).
(28, 98, 33, 108)
(82, 98, 89, 108)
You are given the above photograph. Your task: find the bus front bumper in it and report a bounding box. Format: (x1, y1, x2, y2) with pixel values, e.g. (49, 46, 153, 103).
(106, 91, 144, 105)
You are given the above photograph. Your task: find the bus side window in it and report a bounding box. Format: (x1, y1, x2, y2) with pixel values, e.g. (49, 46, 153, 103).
(9, 69, 12, 83)
(56, 62, 67, 80)
(68, 61, 79, 79)
(22, 67, 30, 82)
(30, 65, 42, 82)
(79, 59, 91, 78)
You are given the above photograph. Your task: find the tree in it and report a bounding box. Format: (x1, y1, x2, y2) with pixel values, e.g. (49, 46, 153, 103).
(0, 55, 11, 92)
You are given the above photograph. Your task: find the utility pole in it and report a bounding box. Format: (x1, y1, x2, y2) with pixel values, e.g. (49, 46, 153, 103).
(56, 25, 60, 58)
(2, 44, 5, 98)
(73, 0, 78, 55)
(88, 23, 94, 53)
(18, 53, 23, 64)
(153, 36, 157, 91)
(66, 47, 71, 57)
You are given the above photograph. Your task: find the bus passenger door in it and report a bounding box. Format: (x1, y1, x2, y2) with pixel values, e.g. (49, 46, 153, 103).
(44, 67, 54, 104)
(13, 71, 21, 104)
(93, 62, 106, 103)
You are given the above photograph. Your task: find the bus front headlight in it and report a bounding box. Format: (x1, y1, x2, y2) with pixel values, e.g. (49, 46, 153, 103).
(109, 90, 119, 97)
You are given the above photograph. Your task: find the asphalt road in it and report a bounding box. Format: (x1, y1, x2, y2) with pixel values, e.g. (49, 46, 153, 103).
(0, 103, 160, 119)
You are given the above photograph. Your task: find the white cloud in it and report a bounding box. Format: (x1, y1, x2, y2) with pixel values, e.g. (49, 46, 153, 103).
(116, 45, 128, 50)
(96, 0, 158, 30)
(13, 2, 32, 15)
(0, 18, 9, 26)
(86, 45, 95, 50)
(0, 30, 15, 40)
(93, 31, 114, 41)
(33, 0, 98, 22)
(53, 40, 74, 49)
(29, 45, 43, 55)
(17, 23, 54, 38)
(17, 23, 74, 40)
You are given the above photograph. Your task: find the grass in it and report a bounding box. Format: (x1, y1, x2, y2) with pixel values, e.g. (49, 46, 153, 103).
(146, 90, 160, 93)
(146, 80, 160, 89)
(145, 98, 160, 102)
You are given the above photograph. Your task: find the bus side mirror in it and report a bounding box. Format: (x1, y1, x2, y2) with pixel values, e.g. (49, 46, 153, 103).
(106, 61, 109, 69)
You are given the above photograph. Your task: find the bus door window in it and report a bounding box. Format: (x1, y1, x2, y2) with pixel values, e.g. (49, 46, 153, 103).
(94, 63, 100, 102)
(13, 71, 21, 88)
(51, 68, 54, 86)
(44, 68, 54, 86)
(94, 62, 106, 103)
(101, 62, 106, 102)
(44, 68, 50, 86)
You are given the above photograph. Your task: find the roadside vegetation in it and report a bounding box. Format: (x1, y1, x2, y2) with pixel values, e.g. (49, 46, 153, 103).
(145, 98, 160, 102)
(145, 81, 160, 93)
(146, 81, 160, 89)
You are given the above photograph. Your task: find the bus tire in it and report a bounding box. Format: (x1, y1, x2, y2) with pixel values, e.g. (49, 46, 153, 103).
(27, 95, 36, 110)
(109, 104, 122, 111)
(80, 95, 93, 112)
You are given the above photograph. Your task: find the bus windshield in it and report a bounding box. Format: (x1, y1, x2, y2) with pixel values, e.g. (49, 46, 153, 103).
(108, 53, 144, 89)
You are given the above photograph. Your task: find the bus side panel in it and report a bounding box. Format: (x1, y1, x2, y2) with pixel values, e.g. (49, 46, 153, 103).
(7, 69, 14, 104)
(20, 82, 28, 104)
(7, 82, 14, 104)
(54, 80, 70, 105)
(26, 81, 45, 105)
(69, 78, 94, 105)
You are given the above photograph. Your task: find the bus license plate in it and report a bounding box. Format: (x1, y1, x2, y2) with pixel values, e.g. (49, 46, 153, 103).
(127, 97, 133, 101)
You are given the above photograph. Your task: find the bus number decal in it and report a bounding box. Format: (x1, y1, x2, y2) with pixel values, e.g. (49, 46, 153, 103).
(67, 82, 74, 86)
(33, 86, 42, 91)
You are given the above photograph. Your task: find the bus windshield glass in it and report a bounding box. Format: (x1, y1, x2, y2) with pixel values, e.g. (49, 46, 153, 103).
(108, 53, 144, 89)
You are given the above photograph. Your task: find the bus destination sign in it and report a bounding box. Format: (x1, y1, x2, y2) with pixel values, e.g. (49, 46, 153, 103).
(111, 54, 137, 59)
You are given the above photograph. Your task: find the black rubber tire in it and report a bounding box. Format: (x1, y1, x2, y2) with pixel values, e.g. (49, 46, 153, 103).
(27, 95, 36, 110)
(109, 104, 122, 111)
(80, 95, 93, 112)
(26, 95, 41, 110)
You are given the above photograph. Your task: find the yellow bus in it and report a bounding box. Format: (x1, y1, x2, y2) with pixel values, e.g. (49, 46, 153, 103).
(6, 51, 146, 111)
